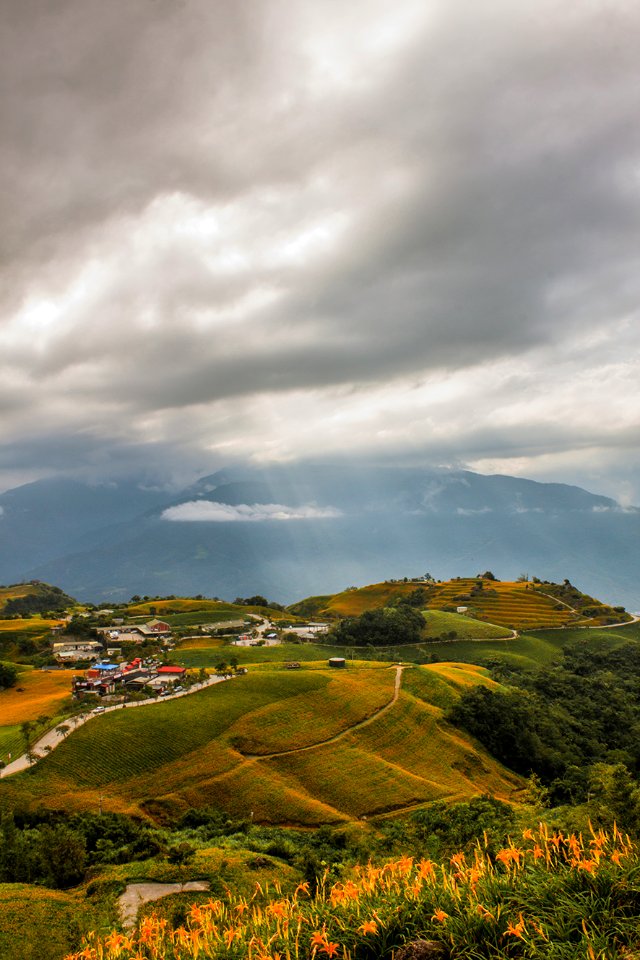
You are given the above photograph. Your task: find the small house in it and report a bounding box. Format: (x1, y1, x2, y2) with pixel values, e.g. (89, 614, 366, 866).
(328, 657, 346, 668)
(156, 665, 186, 678)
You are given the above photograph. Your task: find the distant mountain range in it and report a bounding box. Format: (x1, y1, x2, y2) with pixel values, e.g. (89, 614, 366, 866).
(0, 464, 638, 608)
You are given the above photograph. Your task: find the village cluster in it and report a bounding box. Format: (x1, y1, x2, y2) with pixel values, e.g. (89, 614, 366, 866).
(52, 616, 174, 662)
(52, 616, 193, 701)
(72, 657, 187, 699)
(48, 609, 331, 704)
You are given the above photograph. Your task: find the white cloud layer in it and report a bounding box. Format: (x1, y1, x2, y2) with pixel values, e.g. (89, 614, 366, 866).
(1, 0, 640, 501)
(162, 501, 342, 523)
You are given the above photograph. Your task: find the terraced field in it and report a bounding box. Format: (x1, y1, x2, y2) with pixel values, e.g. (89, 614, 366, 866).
(0, 662, 521, 825)
(308, 579, 591, 630)
(426, 580, 581, 629)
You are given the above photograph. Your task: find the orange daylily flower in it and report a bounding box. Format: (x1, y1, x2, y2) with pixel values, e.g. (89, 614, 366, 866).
(269, 900, 288, 918)
(476, 904, 495, 920)
(330, 886, 346, 906)
(104, 930, 128, 951)
(432, 909, 449, 923)
(358, 920, 378, 935)
(417, 858, 436, 881)
(505, 915, 526, 939)
(310, 931, 328, 948)
(320, 941, 340, 957)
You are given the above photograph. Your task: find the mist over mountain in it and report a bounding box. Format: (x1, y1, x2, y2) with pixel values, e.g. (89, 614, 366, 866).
(0, 464, 637, 609)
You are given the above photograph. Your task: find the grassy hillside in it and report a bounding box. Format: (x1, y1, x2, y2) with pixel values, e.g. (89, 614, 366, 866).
(422, 609, 512, 639)
(0, 663, 520, 825)
(291, 577, 625, 630)
(0, 883, 97, 960)
(0, 617, 65, 666)
(0, 667, 75, 726)
(125, 597, 299, 626)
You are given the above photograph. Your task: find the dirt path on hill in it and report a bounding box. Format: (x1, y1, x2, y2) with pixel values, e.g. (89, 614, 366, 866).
(241, 665, 404, 761)
(0, 674, 235, 779)
(119, 881, 211, 929)
(589, 613, 640, 627)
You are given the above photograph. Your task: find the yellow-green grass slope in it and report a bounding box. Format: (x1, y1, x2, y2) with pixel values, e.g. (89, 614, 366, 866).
(0, 883, 98, 960)
(0, 665, 77, 766)
(126, 597, 303, 628)
(0, 662, 520, 826)
(421, 609, 512, 639)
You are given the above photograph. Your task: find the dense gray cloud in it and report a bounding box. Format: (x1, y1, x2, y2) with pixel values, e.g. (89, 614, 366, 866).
(1, 0, 640, 500)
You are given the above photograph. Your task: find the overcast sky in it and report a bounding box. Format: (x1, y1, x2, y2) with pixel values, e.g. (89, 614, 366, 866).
(2, 0, 639, 502)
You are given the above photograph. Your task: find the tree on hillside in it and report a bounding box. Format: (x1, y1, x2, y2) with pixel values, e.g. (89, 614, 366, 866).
(331, 606, 424, 647)
(39, 824, 86, 888)
(3, 584, 73, 617)
(166, 841, 196, 879)
(0, 662, 18, 690)
(392, 587, 430, 608)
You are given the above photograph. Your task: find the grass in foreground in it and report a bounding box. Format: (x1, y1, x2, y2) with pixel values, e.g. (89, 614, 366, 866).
(66, 825, 640, 959)
(0, 883, 95, 960)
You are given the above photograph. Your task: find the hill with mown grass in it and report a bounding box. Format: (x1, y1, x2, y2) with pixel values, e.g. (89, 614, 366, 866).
(0, 661, 521, 825)
(289, 576, 631, 630)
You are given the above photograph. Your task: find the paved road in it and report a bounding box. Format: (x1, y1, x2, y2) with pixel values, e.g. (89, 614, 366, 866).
(119, 881, 211, 929)
(0, 674, 235, 779)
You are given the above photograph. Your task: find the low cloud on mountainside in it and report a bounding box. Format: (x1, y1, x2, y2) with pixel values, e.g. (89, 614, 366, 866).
(1, 1, 640, 500)
(162, 501, 342, 522)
